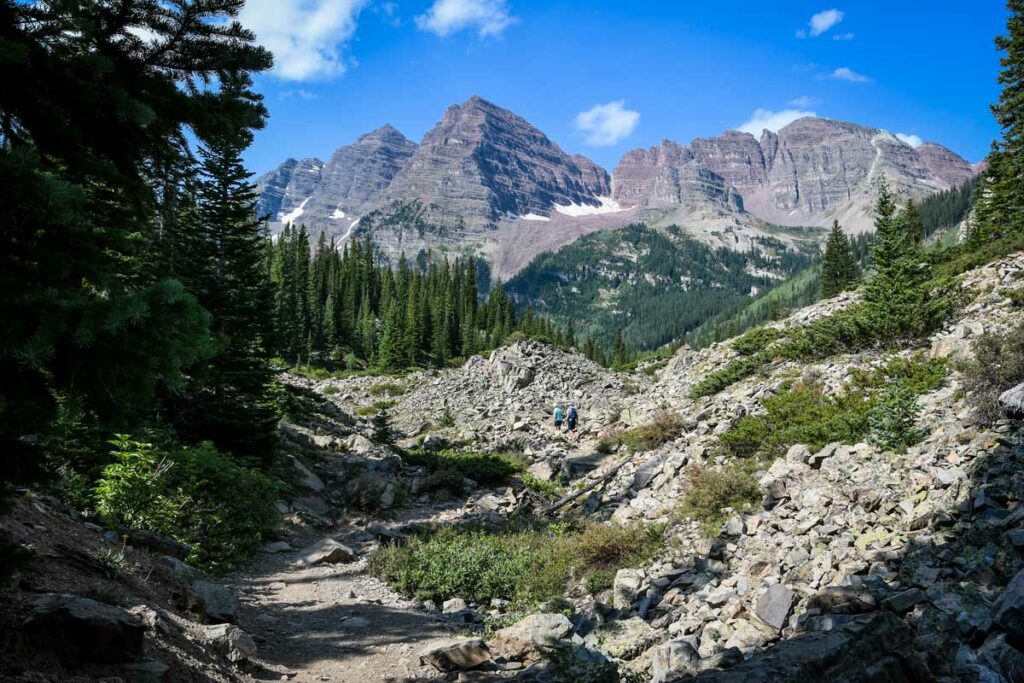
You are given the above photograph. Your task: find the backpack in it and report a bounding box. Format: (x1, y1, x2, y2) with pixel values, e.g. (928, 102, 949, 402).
(554, 407, 564, 421)
(568, 406, 578, 421)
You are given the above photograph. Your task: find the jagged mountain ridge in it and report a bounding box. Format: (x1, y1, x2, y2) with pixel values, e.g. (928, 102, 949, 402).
(256, 98, 976, 274)
(616, 117, 976, 233)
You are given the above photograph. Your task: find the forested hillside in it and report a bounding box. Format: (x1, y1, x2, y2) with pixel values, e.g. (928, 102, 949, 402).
(505, 224, 817, 350)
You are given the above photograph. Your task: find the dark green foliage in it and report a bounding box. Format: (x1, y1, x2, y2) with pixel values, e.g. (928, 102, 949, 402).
(868, 383, 924, 451)
(731, 326, 786, 356)
(820, 220, 858, 298)
(717, 355, 946, 460)
(368, 523, 663, 606)
(690, 351, 775, 399)
(402, 449, 525, 484)
(918, 176, 981, 239)
(505, 224, 814, 352)
(970, 0, 1024, 245)
(677, 464, 761, 535)
(269, 233, 540, 372)
(960, 322, 1024, 424)
(606, 412, 685, 453)
(95, 435, 278, 573)
(417, 469, 467, 497)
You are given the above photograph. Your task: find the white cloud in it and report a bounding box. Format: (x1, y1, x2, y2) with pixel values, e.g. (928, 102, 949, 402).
(832, 32, 855, 41)
(415, 0, 517, 38)
(831, 66, 871, 83)
(797, 8, 844, 38)
(896, 133, 924, 148)
(737, 108, 816, 135)
(574, 100, 640, 146)
(281, 88, 319, 100)
(787, 95, 820, 108)
(239, 0, 368, 81)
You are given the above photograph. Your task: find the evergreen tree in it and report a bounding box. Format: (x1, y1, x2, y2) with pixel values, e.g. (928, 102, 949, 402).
(820, 220, 857, 298)
(973, 0, 1024, 243)
(864, 182, 931, 339)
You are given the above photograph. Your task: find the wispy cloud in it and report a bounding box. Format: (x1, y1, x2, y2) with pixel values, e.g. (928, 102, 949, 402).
(787, 95, 820, 108)
(737, 108, 816, 135)
(832, 32, 855, 41)
(896, 133, 924, 148)
(574, 100, 640, 146)
(416, 0, 517, 38)
(280, 88, 320, 100)
(796, 8, 845, 38)
(239, 0, 368, 81)
(830, 66, 871, 83)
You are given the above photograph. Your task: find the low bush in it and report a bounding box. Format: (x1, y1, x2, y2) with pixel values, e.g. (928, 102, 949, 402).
(417, 468, 466, 497)
(690, 351, 773, 399)
(610, 412, 684, 453)
(717, 354, 946, 460)
(322, 385, 339, 396)
(403, 449, 526, 485)
(960, 321, 1024, 424)
(521, 473, 562, 500)
(95, 435, 279, 572)
(368, 522, 663, 606)
(677, 463, 761, 536)
(368, 382, 406, 397)
(731, 326, 785, 356)
(355, 399, 396, 417)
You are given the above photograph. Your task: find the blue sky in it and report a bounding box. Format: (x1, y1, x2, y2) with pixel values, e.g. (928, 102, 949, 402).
(242, 1, 1009, 176)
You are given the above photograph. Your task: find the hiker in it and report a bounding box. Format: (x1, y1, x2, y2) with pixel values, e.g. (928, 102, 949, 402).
(553, 405, 564, 430)
(566, 405, 578, 433)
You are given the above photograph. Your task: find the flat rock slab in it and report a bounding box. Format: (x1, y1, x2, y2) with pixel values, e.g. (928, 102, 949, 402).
(756, 584, 795, 632)
(420, 638, 491, 672)
(24, 594, 144, 664)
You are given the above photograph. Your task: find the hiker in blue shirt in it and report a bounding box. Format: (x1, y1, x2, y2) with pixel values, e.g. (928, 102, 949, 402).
(566, 405, 578, 433)
(553, 405, 565, 430)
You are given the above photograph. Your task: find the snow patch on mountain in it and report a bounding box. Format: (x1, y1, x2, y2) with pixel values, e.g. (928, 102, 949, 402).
(554, 196, 625, 217)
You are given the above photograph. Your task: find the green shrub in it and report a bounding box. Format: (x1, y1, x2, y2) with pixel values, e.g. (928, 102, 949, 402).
(522, 473, 562, 500)
(369, 522, 663, 606)
(614, 412, 684, 453)
(403, 449, 525, 485)
(368, 382, 406, 397)
(868, 382, 924, 451)
(322, 385, 339, 396)
(345, 471, 390, 512)
(439, 407, 456, 428)
(418, 468, 466, 497)
(677, 463, 761, 536)
(960, 322, 1024, 424)
(690, 350, 773, 399)
(1006, 287, 1024, 307)
(731, 326, 785, 356)
(95, 436, 279, 572)
(718, 355, 946, 460)
(355, 399, 396, 417)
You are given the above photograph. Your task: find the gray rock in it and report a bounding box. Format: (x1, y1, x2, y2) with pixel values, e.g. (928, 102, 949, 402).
(614, 568, 644, 610)
(292, 495, 330, 517)
(993, 568, 1024, 649)
(651, 638, 700, 683)
(488, 613, 573, 660)
(807, 586, 877, 615)
(24, 594, 144, 663)
(882, 588, 927, 614)
(422, 432, 447, 451)
(202, 623, 257, 662)
(588, 616, 661, 660)
(755, 584, 795, 632)
(287, 454, 324, 491)
(419, 638, 491, 672)
(261, 541, 292, 554)
(190, 580, 239, 623)
(295, 538, 357, 567)
(442, 598, 468, 614)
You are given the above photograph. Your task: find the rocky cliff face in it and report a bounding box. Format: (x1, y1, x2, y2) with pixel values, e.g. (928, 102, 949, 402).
(614, 117, 977, 233)
(383, 96, 610, 225)
(254, 157, 324, 223)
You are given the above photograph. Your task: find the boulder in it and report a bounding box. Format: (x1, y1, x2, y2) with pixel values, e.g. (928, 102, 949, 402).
(685, 613, 930, 682)
(442, 598, 468, 614)
(190, 580, 239, 623)
(292, 495, 331, 517)
(588, 616, 661, 660)
(126, 529, 191, 559)
(613, 568, 644, 610)
(807, 586, 876, 615)
(488, 613, 573, 660)
(999, 382, 1024, 419)
(650, 638, 700, 683)
(755, 584, 795, 632)
(992, 568, 1024, 649)
(419, 639, 491, 672)
(201, 623, 257, 662)
(422, 432, 447, 451)
(23, 594, 144, 663)
(294, 538, 357, 567)
(287, 454, 325, 491)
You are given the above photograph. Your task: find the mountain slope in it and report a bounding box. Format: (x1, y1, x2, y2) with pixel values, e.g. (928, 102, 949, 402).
(504, 223, 819, 349)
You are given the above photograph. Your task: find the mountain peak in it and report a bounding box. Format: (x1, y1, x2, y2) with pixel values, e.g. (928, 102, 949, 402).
(357, 124, 410, 144)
